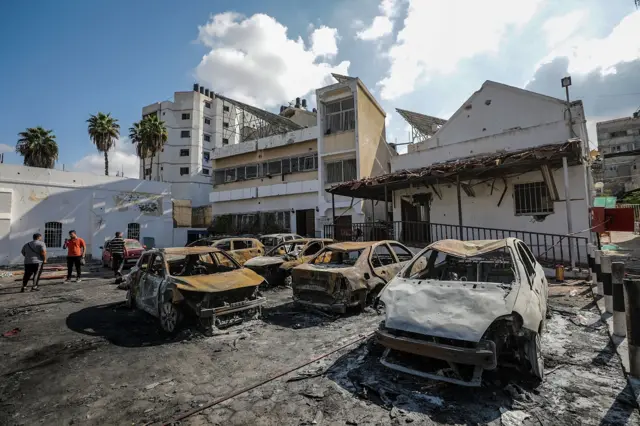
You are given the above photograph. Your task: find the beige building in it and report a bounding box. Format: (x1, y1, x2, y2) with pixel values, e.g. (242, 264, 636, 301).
(209, 74, 396, 236)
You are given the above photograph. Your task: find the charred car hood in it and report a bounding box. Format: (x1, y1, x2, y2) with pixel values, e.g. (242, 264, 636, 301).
(244, 256, 285, 268)
(172, 269, 264, 293)
(380, 277, 516, 342)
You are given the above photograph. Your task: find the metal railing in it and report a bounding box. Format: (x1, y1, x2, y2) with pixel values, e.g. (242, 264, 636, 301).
(323, 221, 588, 267)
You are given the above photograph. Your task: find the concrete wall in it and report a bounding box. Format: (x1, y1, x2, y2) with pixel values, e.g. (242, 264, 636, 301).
(0, 165, 173, 266)
(391, 166, 589, 253)
(400, 82, 588, 171)
(356, 84, 390, 179)
(324, 131, 356, 154)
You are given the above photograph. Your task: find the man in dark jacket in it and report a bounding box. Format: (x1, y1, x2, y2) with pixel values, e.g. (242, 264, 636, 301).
(21, 233, 47, 292)
(109, 232, 126, 278)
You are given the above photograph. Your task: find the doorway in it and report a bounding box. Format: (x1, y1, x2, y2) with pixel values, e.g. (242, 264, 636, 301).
(401, 194, 431, 245)
(295, 209, 316, 237)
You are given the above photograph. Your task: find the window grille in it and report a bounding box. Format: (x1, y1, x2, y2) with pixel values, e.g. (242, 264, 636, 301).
(324, 97, 355, 133)
(325, 158, 357, 183)
(44, 222, 62, 248)
(127, 223, 141, 241)
(513, 182, 554, 215)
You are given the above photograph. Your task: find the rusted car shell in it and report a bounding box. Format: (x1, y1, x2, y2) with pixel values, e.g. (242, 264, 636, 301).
(376, 238, 548, 386)
(173, 269, 263, 293)
(292, 241, 410, 313)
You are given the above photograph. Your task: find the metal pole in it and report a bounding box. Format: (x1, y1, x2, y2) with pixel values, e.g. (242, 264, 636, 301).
(623, 278, 640, 377)
(612, 262, 626, 337)
(384, 184, 389, 222)
(562, 156, 575, 268)
(456, 175, 463, 239)
(601, 255, 613, 313)
(595, 250, 603, 296)
(371, 199, 375, 223)
(332, 192, 336, 225)
(587, 244, 595, 280)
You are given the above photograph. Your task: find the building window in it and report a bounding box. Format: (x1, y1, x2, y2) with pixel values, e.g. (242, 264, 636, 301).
(204, 101, 211, 108)
(180, 149, 189, 157)
(268, 160, 282, 175)
(144, 168, 152, 177)
(127, 223, 141, 241)
(225, 168, 236, 182)
(514, 182, 554, 216)
(611, 130, 627, 138)
(204, 134, 211, 142)
(203, 151, 210, 164)
(223, 122, 229, 128)
(44, 222, 63, 248)
(223, 105, 230, 112)
(246, 164, 258, 179)
(204, 118, 211, 125)
(302, 155, 317, 172)
(181, 113, 190, 120)
(324, 97, 355, 133)
(325, 159, 357, 184)
(180, 167, 189, 176)
(214, 170, 225, 185)
(180, 130, 190, 138)
(222, 138, 229, 145)
(202, 168, 210, 175)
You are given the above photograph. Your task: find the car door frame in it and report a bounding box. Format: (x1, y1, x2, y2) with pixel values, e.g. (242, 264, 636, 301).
(369, 242, 402, 283)
(516, 241, 547, 323)
(139, 252, 167, 317)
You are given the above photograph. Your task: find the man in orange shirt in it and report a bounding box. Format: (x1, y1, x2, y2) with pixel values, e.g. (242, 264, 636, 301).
(63, 230, 86, 282)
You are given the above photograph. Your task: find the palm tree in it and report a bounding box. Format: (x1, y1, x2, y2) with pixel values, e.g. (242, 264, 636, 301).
(140, 114, 168, 180)
(87, 112, 120, 176)
(15, 127, 59, 168)
(129, 121, 149, 179)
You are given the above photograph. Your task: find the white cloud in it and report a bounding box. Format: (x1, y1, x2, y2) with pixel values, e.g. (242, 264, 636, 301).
(195, 12, 349, 108)
(356, 0, 398, 41)
(73, 138, 140, 178)
(378, 0, 543, 100)
(536, 10, 640, 77)
(311, 26, 339, 57)
(0, 144, 12, 154)
(542, 9, 588, 48)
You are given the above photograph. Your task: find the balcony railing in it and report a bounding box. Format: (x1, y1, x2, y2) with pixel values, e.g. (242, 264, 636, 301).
(323, 221, 588, 267)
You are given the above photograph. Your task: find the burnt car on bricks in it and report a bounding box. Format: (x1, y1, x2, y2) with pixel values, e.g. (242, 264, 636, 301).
(375, 238, 548, 386)
(291, 241, 414, 313)
(244, 238, 334, 287)
(125, 247, 266, 335)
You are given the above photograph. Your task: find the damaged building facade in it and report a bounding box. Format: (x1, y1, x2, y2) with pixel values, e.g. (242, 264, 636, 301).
(208, 74, 395, 236)
(327, 81, 592, 265)
(596, 113, 640, 195)
(0, 164, 173, 266)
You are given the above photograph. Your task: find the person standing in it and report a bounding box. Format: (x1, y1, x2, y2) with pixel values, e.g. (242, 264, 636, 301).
(109, 232, 126, 278)
(64, 230, 86, 282)
(20, 233, 47, 292)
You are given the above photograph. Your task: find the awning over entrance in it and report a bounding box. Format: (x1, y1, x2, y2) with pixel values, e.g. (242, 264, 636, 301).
(327, 139, 583, 201)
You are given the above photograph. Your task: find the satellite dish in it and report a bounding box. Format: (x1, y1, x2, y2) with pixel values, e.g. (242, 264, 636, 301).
(594, 182, 604, 189)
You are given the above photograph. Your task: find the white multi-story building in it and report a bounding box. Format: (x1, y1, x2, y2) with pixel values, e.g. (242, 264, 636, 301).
(141, 84, 261, 206)
(597, 113, 640, 194)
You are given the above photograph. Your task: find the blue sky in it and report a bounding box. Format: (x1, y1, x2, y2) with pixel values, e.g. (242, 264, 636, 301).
(1, 1, 639, 177)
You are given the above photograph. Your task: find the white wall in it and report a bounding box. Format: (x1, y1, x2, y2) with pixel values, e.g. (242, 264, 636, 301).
(391, 166, 589, 260)
(0, 165, 173, 266)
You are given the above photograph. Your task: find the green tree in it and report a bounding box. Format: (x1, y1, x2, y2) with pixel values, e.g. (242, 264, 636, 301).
(140, 114, 168, 180)
(129, 121, 149, 179)
(87, 112, 120, 176)
(15, 127, 59, 168)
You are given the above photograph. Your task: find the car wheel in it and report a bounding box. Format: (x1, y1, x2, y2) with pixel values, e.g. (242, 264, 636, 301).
(527, 333, 544, 381)
(159, 301, 181, 334)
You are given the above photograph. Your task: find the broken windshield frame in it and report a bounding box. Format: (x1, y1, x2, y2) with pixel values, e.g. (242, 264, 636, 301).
(166, 251, 240, 277)
(266, 241, 306, 257)
(403, 247, 517, 285)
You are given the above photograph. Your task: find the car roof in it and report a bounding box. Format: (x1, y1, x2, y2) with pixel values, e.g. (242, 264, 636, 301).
(261, 233, 298, 238)
(426, 238, 515, 257)
(159, 247, 224, 255)
(327, 241, 383, 251)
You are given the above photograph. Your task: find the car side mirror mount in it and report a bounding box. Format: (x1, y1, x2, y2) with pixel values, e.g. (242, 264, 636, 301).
(364, 272, 371, 280)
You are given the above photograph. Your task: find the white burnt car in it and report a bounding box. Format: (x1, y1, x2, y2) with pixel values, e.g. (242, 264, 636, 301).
(375, 238, 548, 387)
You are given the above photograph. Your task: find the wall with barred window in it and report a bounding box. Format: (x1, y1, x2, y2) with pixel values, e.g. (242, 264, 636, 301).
(0, 164, 173, 266)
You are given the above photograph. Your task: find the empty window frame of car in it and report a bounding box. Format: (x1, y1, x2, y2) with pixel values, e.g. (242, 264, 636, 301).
(389, 243, 413, 262)
(404, 247, 516, 285)
(371, 244, 396, 268)
(313, 248, 363, 266)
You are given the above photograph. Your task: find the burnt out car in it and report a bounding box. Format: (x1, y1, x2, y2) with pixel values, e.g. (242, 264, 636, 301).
(125, 247, 266, 335)
(291, 241, 414, 313)
(244, 238, 334, 286)
(375, 238, 548, 386)
(186, 237, 265, 266)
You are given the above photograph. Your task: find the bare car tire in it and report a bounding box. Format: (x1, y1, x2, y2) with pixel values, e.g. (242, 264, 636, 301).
(159, 301, 182, 334)
(527, 333, 544, 381)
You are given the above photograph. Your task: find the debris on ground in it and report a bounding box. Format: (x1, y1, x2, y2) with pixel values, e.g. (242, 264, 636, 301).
(144, 378, 173, 390)
(0, 271, 14, 278)
(499, 407, 530, 426)
(3, 327, 21, 337)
